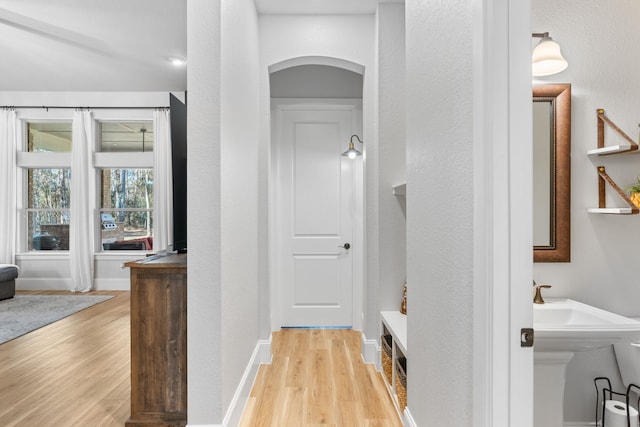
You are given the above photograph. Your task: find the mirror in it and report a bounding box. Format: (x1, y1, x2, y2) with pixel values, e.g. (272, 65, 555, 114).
(533, 84, 571, 262)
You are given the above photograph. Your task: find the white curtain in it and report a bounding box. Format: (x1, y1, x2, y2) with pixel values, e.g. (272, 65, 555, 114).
(0, 109, 18, 265)
(70, 110, 95, 292)
(153, 108, 173, 252)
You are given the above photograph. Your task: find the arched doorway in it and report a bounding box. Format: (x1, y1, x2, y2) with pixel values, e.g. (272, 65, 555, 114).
(268, 57, 365, 330)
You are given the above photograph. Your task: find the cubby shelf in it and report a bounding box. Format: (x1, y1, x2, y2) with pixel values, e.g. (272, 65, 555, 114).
(381, 311, 408, 418)
(381, 311, 407, 355)
(588, 109, 640, 215)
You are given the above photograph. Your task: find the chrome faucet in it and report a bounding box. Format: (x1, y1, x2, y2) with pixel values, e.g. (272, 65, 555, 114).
(533, 280, 552, 304)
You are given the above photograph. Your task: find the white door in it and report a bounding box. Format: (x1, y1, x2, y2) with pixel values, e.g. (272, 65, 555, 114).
(274, 106, 357, 327)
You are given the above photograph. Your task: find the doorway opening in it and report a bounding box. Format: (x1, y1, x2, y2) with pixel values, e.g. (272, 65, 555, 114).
(268, 59, 365, 331)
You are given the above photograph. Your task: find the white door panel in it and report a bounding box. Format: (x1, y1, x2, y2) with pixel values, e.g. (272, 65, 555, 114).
(293, 123, 341, 236)
(276, 106, 355, 327)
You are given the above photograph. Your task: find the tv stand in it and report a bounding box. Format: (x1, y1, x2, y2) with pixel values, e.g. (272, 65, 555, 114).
(125, 253, 187, 427)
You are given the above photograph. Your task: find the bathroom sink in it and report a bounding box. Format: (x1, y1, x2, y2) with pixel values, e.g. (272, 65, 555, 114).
(533, 298, 640, 352)
(532, 299, 640, 427)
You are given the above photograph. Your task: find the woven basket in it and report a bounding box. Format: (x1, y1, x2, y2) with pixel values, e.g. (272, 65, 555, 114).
(381, 335, 393, 384)
(396, 357, 407, 409)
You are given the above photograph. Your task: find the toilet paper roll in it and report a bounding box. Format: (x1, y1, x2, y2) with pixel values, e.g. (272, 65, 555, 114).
(602, 400, 639, 427)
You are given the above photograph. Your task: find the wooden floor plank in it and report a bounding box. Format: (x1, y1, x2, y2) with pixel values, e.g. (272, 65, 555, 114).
(0, 290, 130, 427)
(1, 293, 401, 426)
(239, 329, 403, 427)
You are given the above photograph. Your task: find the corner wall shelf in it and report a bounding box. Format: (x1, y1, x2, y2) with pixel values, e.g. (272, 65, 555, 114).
(588, 109, 640, 215)
(587, 144, 636, 156)
(587, 109, 638, 156)
(587, 207, 636, 214)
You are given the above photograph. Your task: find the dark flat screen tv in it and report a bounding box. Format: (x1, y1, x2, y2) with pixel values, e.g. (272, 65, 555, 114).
(170, 93, 187, 253)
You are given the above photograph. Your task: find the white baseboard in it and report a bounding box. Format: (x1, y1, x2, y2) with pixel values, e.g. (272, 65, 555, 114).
(403, 407, 417, 427)
(16, 278, 72, 290)
(564, 422, 596, 427)
(16, 277, 130, 291)
(221, 338, 271, 427)
(361, 332, 380, 369)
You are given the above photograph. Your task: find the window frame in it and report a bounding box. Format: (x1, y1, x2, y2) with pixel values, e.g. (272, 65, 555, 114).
(98, 168, 154, 252)
(15, 109, 156, 255)
(17, 115, 73, 253)
(94, 114, 154, 253)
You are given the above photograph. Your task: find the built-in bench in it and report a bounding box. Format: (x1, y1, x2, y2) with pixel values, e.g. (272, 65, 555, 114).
(0, 265, 19, 301)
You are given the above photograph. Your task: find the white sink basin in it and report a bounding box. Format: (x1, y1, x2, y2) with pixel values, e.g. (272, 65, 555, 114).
(533, 298, 640, 352)
(532, 298, 640, 427)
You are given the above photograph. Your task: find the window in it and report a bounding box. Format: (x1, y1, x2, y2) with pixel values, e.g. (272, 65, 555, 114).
(18, 117, 156, 254)
(99, 121, 154, 152)
(100, 168, 153, 251)
(28, 122, 72, 152)
(27, 168, 71, 250)
(97, 119, 154, 251)
(23, 121, 73, 251)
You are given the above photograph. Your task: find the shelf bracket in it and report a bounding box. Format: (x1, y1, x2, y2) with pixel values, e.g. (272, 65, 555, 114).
(597, 109, 639, 153)
(596, 166, 639, 214)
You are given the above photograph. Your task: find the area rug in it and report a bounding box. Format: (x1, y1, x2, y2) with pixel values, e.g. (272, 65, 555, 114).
(0, 294, 114, 344)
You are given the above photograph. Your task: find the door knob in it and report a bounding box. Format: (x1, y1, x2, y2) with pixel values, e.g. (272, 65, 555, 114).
(339, 243, 351, 250)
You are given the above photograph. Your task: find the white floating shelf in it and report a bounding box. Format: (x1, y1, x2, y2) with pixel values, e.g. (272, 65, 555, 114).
(587, 207, 636, 214)
(392, 183, 406, 196)
(587, 145, 635, 156)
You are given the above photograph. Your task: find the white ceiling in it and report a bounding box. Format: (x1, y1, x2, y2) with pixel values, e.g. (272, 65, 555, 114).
(0, 0, 401, 92)
(0, 0, 187, 92)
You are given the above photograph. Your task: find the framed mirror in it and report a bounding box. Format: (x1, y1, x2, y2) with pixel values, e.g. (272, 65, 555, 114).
(533, 84, 571, 262)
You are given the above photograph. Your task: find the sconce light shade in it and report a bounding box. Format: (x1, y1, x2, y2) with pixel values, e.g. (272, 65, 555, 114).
(341, 135, 363, 159)
(532, 34, 568, 77)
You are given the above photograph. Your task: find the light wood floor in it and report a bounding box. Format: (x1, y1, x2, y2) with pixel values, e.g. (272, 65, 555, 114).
(239, 328, 403, 427)
(0, 292, 401, 426)
(0, 290, 131, 427)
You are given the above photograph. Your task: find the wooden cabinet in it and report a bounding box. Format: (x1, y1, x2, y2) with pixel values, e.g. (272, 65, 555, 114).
(125, 253, 187, 427)
(381, 311, 408, 415)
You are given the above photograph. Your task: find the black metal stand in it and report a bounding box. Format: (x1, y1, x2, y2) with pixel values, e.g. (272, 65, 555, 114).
(594, 377, 640, 427)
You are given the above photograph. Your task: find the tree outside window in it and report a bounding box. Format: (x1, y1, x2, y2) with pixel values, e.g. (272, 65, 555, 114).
(100, 168, 153, 251)
(27, 168, 71, 250)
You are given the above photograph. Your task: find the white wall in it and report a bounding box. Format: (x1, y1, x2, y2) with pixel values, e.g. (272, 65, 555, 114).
(270, 64, 363, 98)
(220, 0, 261, 416)
(187, 0, 223, 424)
(532, 0, 640, 423)
(376, 3, 406, 315)
(406, 0, 474, 424)
(188, 0, 262, 425)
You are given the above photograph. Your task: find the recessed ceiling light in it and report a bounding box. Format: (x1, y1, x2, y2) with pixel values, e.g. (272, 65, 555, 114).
(168, 56, 187, 66)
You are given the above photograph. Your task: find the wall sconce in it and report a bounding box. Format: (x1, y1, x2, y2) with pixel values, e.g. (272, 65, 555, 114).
(341, 134, 363, 159)
(532, 32, 568, 77)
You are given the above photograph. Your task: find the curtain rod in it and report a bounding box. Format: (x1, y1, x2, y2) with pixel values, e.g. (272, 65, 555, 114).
(2, 106, 169, 111)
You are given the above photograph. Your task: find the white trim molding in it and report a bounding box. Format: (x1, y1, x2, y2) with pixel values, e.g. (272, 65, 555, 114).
(472, 0, 533, 426)
(221, 338, 271, 427)
(361, 332, 380, 368)
(403, 407, 417, 427)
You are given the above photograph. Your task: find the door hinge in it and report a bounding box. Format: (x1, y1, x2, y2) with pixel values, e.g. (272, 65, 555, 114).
(521, 328, 534, 347)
